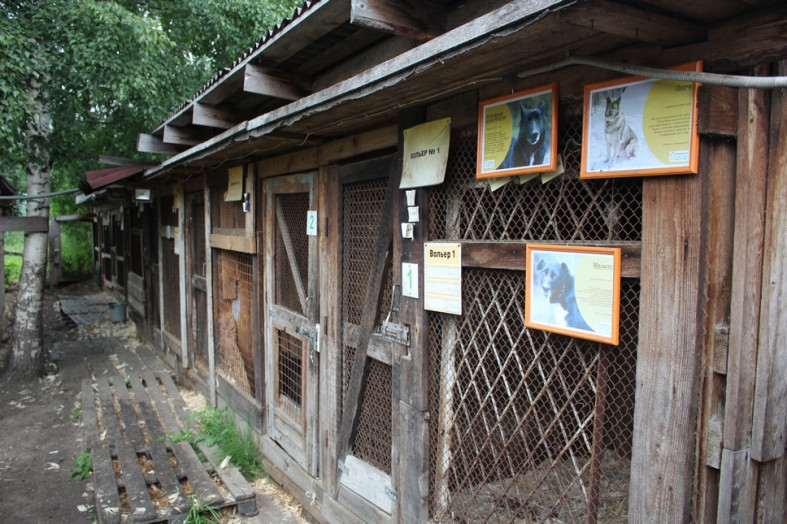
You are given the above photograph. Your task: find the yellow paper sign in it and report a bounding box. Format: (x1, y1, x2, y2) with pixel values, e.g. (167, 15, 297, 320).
(401, 118, 451, 189)
(225, 166, 244, 202)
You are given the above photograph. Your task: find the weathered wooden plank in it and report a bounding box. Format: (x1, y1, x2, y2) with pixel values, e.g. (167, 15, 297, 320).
(342, 323, 394, 365)
(695, 139, 736, 524)
(561, 0, 704, 46)
(0, 216, 48, 233)
(127, 373, 189, 514)
(461, 240, 641, 277)
(751, 62, 787, 462)
(698, 85, 738, 138)
(110, 375, 145, 453)
(256, 125, 398, 178)
(754, 455, 786, 523)
(318, 164, 342, 497)
(136, 133, 182, 156)
(629, 151, 705, 522)
(717, 448, 758, 524)
(723, 75, 770, 452)
(96, 377, 123, 448)
(192, 102, 241, 130)
(350, 0, 446, 40)
(172, 441, 224, 506)
(153, 369, 195, 434)
(208, 233, 255, 253)
(244, 64, 307, 100)
(199, 443, 255, 502)
(91, 446, 122, 524)
(115, 438, 157, 521)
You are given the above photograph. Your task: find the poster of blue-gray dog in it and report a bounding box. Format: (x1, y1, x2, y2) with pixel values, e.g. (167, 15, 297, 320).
(477, 83, 558, 179)
(525, 244, 621, 345)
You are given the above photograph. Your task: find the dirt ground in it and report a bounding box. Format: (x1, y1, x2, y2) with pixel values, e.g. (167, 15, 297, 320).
(0, 279, 307, 523)
(0, 279, 97, 522)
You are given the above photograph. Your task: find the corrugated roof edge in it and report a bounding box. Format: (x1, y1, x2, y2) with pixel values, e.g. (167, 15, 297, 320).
(153, 0, 317, 130)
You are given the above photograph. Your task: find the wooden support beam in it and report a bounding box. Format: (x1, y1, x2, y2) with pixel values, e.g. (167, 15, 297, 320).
(244, 64, 308, 101)
(350, 0, 446, 40)
(162, 125, 214, 147)
(0, 216, 48, 233)
(629, 150, 706, 522)
(137, 133, 182, 155)
(336, 146, 401, 463)
(561, 0, 704, 46)
(192, 102, 241, 130)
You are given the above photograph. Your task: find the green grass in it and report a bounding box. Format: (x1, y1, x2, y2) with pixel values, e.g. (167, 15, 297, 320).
(191, 407, 265, 481)
(71, 403, 82, 420)
(183, 496, 220, 524)
(69, 450, 93, 481)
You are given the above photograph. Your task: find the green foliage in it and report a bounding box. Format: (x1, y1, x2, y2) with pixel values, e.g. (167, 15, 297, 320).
(71, 403, 82, 420)
(183, 496, 220, 524)
(192, 407, 265, 481)
(0, 0, 302, 192)
(69, 450, 93, 481)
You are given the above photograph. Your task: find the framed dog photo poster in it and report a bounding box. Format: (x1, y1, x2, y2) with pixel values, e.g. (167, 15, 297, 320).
(477, 83, 558, 179)
(525, 244, 621, 345)
(580, 61, 702, 179)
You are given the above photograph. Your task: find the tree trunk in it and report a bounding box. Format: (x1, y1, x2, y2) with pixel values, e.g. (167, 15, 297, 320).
(8, 51, 51, 380)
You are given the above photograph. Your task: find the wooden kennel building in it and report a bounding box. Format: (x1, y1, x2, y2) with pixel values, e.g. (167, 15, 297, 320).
(88, 0, 787, 522)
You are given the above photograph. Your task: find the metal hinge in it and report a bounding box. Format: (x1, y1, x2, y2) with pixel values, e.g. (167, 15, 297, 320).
(296, 323, 321, 352)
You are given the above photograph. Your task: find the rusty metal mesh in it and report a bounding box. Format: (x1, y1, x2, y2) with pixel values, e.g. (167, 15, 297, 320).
(274, 192, 310, 314)
(275, 328, 305, 422)
(341, 176, 394, 474)
(213, 250, 256, 397)
(426, 106, 640, 522)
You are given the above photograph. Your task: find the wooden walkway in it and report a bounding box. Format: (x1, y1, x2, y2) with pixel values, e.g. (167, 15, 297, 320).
(80, 344, 256, 523)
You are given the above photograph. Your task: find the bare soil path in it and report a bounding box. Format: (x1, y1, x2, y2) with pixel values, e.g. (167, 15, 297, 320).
(0, 279, 307, 523)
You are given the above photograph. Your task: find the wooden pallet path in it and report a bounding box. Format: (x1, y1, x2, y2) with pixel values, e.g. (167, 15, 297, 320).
(81, 362, 257, 523)
(58, 294, 115, 324)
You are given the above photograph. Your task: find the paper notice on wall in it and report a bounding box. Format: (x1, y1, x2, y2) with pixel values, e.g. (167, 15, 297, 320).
(424, 242, 462, 315)
(225, 166, 244, 201)
(401, 118, 451, 188)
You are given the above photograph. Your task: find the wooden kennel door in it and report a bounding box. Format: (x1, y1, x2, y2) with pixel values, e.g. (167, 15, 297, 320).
(263, 173, 319, 475)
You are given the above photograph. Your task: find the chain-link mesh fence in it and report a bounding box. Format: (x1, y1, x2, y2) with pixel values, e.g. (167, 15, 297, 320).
(214, 249, 256, 397)
(426, 102, 641, 522)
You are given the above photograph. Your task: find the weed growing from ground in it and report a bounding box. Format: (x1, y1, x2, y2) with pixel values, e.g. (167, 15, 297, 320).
(71, 403, 82, 420)
(183, 496, 220, 523)
(69, 450, 93, 481)
(193, 407, 265, 481)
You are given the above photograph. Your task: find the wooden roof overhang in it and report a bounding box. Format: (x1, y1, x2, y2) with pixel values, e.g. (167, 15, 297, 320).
(141, 0, 787, 181)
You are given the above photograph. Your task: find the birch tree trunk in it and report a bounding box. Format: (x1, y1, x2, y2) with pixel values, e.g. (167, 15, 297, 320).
(8, 54, 51, 380)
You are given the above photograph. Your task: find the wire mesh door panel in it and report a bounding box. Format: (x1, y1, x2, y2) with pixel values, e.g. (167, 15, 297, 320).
(338, 171, 395, 511)
(263, 174, 319, 476)
(427, 114, 640, 523)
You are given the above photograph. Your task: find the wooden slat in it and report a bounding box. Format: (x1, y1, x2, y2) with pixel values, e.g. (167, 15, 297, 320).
(127, 373, 189, 514)
(92, 446, 122, 524)
(244, 64, 307, 100)
(460, 240, 641, 278)
(629, 148, 706, 521)
(199, 443, 256, 502)
(209, 233, 255, 253)
(110, 376, 145, 452)
(192, 102, 241, 130)
(172, 441, 224, 505)
(0, 216, 48, 233)
(350, 0, 446, 40)
(136, 133, 182, 155)
(115, 438, 157, 521)
(750, 62, 787, 462)
(318, 164, 342, 497)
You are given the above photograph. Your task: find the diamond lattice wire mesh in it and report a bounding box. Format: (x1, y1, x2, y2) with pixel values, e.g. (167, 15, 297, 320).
(214, 250, 256, 397)
(427, 104, 641, 523)
(341, 176, 394, 474)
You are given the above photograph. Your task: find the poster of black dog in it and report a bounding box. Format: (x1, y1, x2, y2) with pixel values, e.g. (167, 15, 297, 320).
(477, 83, 557, 179)
(525, 244, 621, 345)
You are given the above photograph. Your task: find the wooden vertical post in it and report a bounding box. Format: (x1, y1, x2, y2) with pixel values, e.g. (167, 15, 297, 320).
(391, 113, 431, 524)
(629, 156, 707, 521)
(177, 184, 189, 368)
(717, 67, 771, 524)
(319, 164, 342, 496)
(204, 180, 216, 407)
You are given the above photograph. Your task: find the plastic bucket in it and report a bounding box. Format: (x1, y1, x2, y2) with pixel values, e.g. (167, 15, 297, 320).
(108, 302, 126, 323)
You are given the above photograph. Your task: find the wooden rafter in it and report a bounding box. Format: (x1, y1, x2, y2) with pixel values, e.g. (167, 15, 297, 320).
(350, 0, 446, 40)
(244, 64, 309, 101)
(192, 102, 241, 130)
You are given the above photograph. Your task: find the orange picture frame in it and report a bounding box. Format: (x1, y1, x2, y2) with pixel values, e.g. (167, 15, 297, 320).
(477, 83, 558, 179)
(581, 61, 702, 179)
(525, 244, 621, 345)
